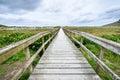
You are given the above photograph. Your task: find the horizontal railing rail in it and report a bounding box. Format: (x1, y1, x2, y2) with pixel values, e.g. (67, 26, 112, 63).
(63, 28, 120, 80)
(0, 29, 58, 63)
(0, 28, 59, 80)
(65, 29, 120, 55)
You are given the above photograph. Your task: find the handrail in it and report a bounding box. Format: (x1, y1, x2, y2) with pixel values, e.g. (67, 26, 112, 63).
(65, 29, 120, 55)
(0, 28, 59, 80)
(0, 29, 58, 64)
(11, 30, 58, 80)
(63, 28, 120, 80)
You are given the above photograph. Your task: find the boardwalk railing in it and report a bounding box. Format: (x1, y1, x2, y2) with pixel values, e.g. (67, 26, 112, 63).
(63, 28, 120, 80)
(0, 28, 59, 80)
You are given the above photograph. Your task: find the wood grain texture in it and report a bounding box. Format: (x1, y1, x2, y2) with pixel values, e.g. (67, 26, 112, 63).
(0, 31, 50, 63)
(29, 29, 101, 80)
(64, 28, 120, 80)
(65, 29, 120, 55)
(11, 30, 58, 80)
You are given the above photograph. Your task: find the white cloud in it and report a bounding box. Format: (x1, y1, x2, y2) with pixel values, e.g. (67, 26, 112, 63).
(0, 0, 120, 26)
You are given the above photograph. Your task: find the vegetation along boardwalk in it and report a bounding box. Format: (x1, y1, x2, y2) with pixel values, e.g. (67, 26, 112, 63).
(29, 28, 101, 80)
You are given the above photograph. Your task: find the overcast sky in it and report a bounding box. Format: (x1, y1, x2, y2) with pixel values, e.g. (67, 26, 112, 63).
(0, 0, 120, 26)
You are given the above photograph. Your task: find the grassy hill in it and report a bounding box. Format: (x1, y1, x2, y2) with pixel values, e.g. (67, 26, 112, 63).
(0, 24, 8, 28)
(104, 20, 120, 26)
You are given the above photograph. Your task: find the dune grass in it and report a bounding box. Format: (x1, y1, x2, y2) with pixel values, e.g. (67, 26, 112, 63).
(0, 27, 51, 79)
(68, 26, 120, 80)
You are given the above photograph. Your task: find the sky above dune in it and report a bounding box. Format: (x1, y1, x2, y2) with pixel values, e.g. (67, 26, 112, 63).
(0, 0, 120, 26)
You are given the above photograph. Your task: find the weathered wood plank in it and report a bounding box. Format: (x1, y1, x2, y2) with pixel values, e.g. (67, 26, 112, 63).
(0, 31, 52, 63)
(11, 30, 59, 80)
(65, 29, 120, 55)
(29, 28, 101, 80)
(32, 68, 96, 74)
(40, 57, 86, 60)
(35, 64, 92, 68)
(65, 29, 120, 80)
(29, 75, 100, 80)
(39, 60, 88, 63)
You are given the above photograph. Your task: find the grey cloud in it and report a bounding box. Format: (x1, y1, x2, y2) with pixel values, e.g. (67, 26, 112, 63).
(0, 0, 41, 13)
(79, 20, 94, 23)
(70, 18, 94, 25)
(103, 8, 120, 19)
(0, 0, 120, 26)
(0, 16, 32, 25)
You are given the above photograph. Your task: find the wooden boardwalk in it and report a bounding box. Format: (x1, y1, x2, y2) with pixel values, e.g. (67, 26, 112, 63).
(29, 29, 101, 80)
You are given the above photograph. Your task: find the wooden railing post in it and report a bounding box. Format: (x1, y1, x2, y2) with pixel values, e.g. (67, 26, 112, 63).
(96, 46, 105, 73)
(80, 36, 83, 51)
(69, 31, 71, 37)
(80, 36, 83, 44)
(49, 34, 51, 43)
(72, 32, 75, 38)
(64, 29, 120, 80)
(42, 37, 45, 52)
(67, 31, 69, 36)
(50, 33, 53, 42)
(24, 47, 33, 73)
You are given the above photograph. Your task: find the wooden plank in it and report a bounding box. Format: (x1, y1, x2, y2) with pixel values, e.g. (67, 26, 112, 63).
(42, 55, 83, 57)
(39, 60, 88, 63)
(29, 75, 100, 80)
(35, 64, 92, 68)
(43, 51, 81, 54)
(32, 68, 96, 74)
(11, 30, 58, 80)
(41, 57, 86, 60)
(70, 34, 120, 80)
(29, 28, 101, 80)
